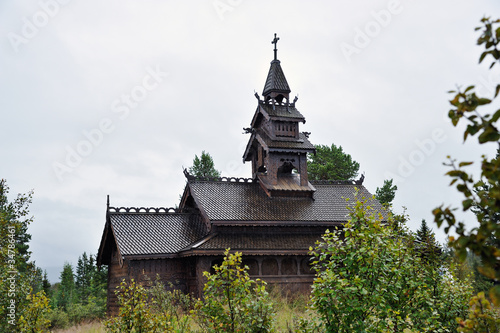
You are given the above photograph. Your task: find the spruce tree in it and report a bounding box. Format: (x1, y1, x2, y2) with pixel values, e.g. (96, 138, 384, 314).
(57, 262, 75, 310)
(375, 179, 397, 206)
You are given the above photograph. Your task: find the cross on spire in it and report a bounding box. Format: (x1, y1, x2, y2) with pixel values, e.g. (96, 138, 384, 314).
(272, 33, 279, 60)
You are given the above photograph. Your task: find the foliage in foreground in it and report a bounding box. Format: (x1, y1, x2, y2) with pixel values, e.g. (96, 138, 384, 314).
(310, 195, 473, 333)
(106, 250, 275, 333)
(0, 179, 52, 332)
(195, 249, 275, 333)
(457, 291, 500, 332)
(433, 16, 500, 304)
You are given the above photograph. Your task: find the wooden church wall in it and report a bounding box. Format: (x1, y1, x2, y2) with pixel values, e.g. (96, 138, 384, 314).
(106, 250, 192, 316)
(107, 253, 315, 315)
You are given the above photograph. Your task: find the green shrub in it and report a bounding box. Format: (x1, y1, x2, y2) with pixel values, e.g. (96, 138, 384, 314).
(18, 290, 52, 332)
(104, 279, 163, 333)
(47, 307, 70, 329)
(146, 276, 193, 332)
(458, 292, 500, 332)
(310, 195, 473, 332)
(66, 296, 106, 324)
(194, 249, 275, 333)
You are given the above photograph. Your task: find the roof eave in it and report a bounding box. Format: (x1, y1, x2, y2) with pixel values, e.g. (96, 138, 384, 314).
(242, 132, 256, 162)
(180, 248, 311, 257)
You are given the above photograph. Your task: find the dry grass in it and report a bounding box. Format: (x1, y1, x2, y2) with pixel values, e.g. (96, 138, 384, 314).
(51, 293, 313, 332)
(51, 321, 105, 333)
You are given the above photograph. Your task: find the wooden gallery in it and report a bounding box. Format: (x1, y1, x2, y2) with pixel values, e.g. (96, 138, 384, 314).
(97, 36, 382, 315)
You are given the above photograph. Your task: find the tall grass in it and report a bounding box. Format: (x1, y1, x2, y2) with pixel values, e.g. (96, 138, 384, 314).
(53, 290, 315, 332)
(52, 321, 105, 333)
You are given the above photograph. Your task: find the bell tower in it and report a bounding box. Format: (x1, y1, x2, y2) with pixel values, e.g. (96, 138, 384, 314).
(243, 34, 316, 198)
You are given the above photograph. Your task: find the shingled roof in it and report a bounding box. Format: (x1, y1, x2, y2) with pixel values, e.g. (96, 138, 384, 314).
(98, 210, 208, 263)
(186, 179, 381, 224)
(189, 232, 322, 254)
(110, 212, 207, 256)
(98, 178, 382, 262)
(258, 130, 315, 152)
(259, 103, 304, 120)
(263, 60, 291, 96)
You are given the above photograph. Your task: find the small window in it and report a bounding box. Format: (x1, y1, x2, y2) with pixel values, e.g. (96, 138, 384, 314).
(275, 121, 296, 137)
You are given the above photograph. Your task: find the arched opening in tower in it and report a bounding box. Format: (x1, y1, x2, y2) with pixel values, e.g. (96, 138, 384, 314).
(278, 161, 297, 174)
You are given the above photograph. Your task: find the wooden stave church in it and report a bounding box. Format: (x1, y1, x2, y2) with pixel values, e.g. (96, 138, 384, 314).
(97, 36, 382, 316)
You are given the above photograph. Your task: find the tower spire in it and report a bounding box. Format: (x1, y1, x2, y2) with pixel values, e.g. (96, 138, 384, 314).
(272, 33, 279, 60)
(262, 33, 290, 103)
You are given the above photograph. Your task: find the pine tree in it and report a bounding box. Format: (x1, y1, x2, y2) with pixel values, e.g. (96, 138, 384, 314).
(416, 219, 433, 243)
(76, 252, 93, 303)
(375, 179, 397, 206)
(42, 270, 51, 296)
(415, 219, 441, 263)
(57, 262, 75, 310)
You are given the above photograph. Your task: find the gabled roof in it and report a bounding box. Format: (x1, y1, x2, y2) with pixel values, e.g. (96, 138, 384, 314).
(186, 179, 381, 224)
(263, 60, 291, 96)
(98, 209, 208, 263)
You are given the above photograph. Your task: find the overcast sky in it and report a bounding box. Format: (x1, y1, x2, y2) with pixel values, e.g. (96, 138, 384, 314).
(1, 1, 499, 282)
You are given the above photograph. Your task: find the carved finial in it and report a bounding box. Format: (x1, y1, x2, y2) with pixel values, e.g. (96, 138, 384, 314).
(272, 33, 280, 60)
(355, 173, 365, 185)
(243, 127, 253, 134)
(183, 168, 196, 181)
(254, 91, 260, 100)
(107, 195, 110, 209)
(303, 132, 311, 138)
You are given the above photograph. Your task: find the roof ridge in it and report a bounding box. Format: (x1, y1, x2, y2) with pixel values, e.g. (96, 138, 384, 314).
(310, 178, 364, 186)
(108, 207, 181, 214)
(183, 169, 255, 183)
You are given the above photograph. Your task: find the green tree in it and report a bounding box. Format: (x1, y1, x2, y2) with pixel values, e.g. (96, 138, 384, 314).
(188, 150, 221, 179)
(310, 195, 472, 332)
(0, 179, 34, 273)
(75, 252, 93, 303)
(375, 179, 397, 206)
(415, 219, 433, 243)
(195, 249, 275, 333)
(91, 258, 108, 311)
(414, 219, 442, 264)
(42, 270, 51, 296)
(307, 144, 360, 181)
(57, 262, 76, 310)
(0, 179, 50, 332)
(432, 17, 500, 304)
